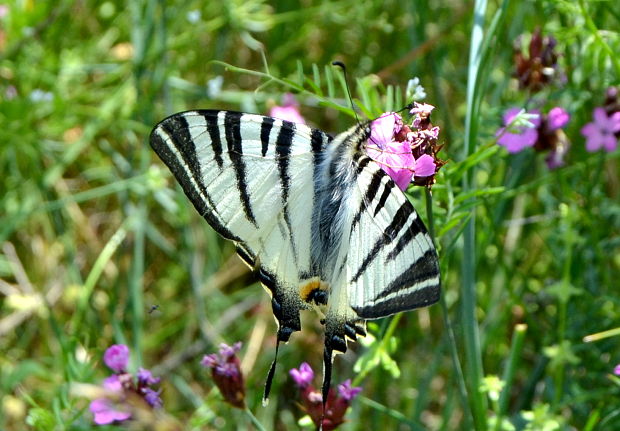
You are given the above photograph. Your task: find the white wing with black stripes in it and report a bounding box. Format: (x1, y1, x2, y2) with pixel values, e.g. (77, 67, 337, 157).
(150, 109, 440, 405)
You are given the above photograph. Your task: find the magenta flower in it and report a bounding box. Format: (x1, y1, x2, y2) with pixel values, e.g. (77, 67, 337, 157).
(269, 93, 306, 124)
(496, 108, 541, 153)
(103, 344, 130, 372)
(547, 107, 570, 130)
(290, 362, 315, 388)
(581, 107, 620, 152)
(337, 379, 362, 401)
(89, 398, 131, 425)
(614, 364, 620, 376)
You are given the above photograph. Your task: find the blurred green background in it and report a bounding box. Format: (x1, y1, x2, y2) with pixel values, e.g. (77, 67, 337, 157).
(1, 0, 619, 430)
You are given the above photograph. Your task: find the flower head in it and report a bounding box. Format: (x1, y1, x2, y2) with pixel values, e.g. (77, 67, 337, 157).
(90, 345, 162, 425)
(290, 362, 315, 388)
(366, 103, 443, 190)
(103, 344, 130, 373)
(513, 28, 559, 92)
(269, 93, 306, 124)
(496, 108, 541, 153)
(201, 342, 245, 408)
(581, 107, 620, 153)
(289, 363, 362, 430)
(614, 364, 620, 376)
(337, 379, 362, 401)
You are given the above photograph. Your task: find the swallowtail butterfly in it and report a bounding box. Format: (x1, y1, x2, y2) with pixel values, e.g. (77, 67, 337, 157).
(150, 109, 440, 402)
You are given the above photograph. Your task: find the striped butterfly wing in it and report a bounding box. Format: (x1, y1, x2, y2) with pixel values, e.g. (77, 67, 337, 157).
(150, 110, 330, 346)
(313, 123, 440, 401)
(346, 154, 440, 319)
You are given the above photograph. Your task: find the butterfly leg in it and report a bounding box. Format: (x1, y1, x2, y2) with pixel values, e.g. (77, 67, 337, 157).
(321, 315, 366, 407)
(259, 268, 303, 403)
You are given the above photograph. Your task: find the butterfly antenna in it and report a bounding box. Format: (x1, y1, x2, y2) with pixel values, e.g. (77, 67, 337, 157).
(262, 339, 281, 406)
(332, 61, 360, 125)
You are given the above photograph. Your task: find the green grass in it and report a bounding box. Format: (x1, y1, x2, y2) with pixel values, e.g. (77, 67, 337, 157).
(1, 1, 620, 430)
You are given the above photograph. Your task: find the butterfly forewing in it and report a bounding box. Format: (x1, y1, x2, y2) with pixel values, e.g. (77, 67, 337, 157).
(150, 110, 332, 341)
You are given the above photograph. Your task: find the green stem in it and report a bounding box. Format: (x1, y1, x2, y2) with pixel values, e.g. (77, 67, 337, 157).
(244, 407, 267, 431)
(496, 324, 527, 431)
(425, 189, 474, 430)
(461, 0, 489, 428)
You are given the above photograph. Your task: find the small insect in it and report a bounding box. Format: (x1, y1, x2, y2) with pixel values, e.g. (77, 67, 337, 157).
(148, 304, 160, 314)
(150, 109, 440, 403)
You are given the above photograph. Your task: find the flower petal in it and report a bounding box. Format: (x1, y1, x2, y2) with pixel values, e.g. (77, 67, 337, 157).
(602, 135, 618, 152)
(413, 154, 436, 177)
(592, 107, 609, 129)
(103, 345, 130, 373)
(610, 111, 620, 133)
(547, 107, 570, 130)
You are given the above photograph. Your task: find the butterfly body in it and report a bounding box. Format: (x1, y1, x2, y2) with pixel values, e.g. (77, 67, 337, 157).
(150, 110, 440, 400)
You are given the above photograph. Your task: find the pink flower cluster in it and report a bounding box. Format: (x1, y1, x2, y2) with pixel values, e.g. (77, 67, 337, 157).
(289, 362, 362, 431)
(366, 103, 442, 190)
(90, 344, 162, 425)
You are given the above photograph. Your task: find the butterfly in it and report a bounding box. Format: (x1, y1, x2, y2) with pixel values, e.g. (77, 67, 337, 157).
(150, 109, 440, 403)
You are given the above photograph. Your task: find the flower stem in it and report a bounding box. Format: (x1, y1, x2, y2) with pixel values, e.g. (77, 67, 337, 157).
(244, 406, 267, 431)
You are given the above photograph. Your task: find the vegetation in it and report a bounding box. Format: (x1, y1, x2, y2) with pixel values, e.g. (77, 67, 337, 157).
(1, 0, 619, 430)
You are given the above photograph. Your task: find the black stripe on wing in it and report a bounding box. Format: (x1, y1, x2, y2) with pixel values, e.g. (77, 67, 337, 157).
(260, 116, 274, 157)
(275, 120, 298, 262)
(150, 114, 240, 241)
(224, 111, 259, 228)
(349, 201, 414, 283)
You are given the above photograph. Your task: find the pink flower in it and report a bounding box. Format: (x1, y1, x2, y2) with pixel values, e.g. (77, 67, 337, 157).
(547, 107, 570, 131)
(103, 344, 129, 372)
(413, 154, 436, 177)
(290, 362, 315, 388)
(89, 398, 131, 425)
(614, 364, 620, 376)
(581, 107, 620, 152)
(367, 113, 415, 190)
(269, 93, 306, 124)
(496, 108, 541, 153)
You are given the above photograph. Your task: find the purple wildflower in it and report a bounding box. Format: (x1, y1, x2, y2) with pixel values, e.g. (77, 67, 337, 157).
(614, 364, 620, 376)
(496, 108, 541, 153)
(289, 362, 362, 431)
(89, 398, 132, 425)
(201, 342, 245, 408)
(290, 362, 315, 388)
(143, 388, 163, 408)
(581, 107, 620, 153)
(269, 93, 306, 124)
(137, 368, 160, 385)
(103, 344, 130, 373)
(337, 379, 362, 401)
(90, 345, 162, 425)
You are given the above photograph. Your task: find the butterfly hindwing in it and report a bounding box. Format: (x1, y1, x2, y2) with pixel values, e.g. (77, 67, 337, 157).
(346, 154, 441, 318)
